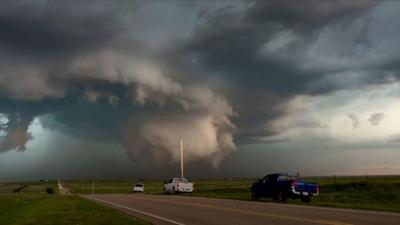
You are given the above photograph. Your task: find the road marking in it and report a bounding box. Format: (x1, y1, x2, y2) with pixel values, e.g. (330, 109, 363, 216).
(261, 201, 400, 217)
(85, 196, 186, 225)
(127, 195, 352, 225)
(159, 194, 400, 217)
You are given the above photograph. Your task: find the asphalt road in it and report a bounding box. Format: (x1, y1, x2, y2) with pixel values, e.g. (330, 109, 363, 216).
(83, 194, 400, 225)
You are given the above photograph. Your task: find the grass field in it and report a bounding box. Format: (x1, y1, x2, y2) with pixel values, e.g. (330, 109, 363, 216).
(65, 175, 400, 212)
(0, 182, 149, 225)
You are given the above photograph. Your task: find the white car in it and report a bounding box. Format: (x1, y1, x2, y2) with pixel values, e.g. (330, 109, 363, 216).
(163, 178, 194, 194)
(132, 183, 144, 193)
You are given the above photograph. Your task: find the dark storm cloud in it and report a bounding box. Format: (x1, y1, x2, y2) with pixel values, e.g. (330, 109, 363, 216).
(176, 0, 400, 140)
(0, 1, 141, 101)
(0, 1, 239, 168)
(0, 0, 399, 171)
(368, 113, 386, 126)
(244, 0, 376, 31)
(0, 1, 137, 58)
(180, 0, 383, 94)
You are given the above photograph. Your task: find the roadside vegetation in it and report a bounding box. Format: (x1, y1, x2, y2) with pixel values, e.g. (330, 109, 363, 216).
(66, 175, 400, 212)
(302, 175, 400, 212)
(0, 182, 149, 225)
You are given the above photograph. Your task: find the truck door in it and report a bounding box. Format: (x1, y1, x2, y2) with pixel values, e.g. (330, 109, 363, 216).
(270, 174, 281, 195)
(261, 175, 274, 197)
(166, 179, 173, 192)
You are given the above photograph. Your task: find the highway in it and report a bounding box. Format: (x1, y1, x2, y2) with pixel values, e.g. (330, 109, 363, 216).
(83, 194, 400, 225)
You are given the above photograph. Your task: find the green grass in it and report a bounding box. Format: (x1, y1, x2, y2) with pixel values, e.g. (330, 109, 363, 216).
(65, 180, 164, 194)
(0, 182, 149, 225)
(190, 180, 252, 201)
(66, 175, 400, 212)
(302, 176, 400, 212)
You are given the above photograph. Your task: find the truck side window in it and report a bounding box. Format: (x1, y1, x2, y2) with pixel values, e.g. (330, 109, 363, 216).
(278, 175, 295, 181)
(168, 179, 173, 183)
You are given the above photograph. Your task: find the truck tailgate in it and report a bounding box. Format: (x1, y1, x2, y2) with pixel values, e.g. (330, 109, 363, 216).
(177, 182, 193, 192)
(295, 181, 319, 194)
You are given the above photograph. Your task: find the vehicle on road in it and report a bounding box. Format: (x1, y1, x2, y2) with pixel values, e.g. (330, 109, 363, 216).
(132, 183, 144, 193)
(164, 178, 194, 194)
(251, 173, 319, 202)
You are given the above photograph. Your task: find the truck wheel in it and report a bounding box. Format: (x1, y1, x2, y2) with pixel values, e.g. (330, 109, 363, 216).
(163, 188, 168, 195)
(251, 191, 259, 201)
(301, 197, 311, 203)
(171, 187, 176, 195)
(274, 191, 287, 202)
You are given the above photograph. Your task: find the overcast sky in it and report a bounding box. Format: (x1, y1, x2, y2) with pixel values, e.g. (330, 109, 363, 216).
(0, 0, 399, 181)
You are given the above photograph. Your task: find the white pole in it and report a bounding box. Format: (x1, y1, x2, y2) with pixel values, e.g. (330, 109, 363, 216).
(180, 140, 184, 178)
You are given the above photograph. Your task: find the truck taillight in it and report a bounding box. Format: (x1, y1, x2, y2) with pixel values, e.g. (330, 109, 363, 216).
(291, 180, 296, 189)
(317, 184, 320, 193)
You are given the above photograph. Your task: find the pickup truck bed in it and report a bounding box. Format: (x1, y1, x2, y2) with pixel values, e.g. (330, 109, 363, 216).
(164, 178, 194, 194)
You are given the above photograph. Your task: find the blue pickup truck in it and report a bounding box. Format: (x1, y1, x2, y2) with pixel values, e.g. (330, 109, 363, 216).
(251, 173, 319, 202)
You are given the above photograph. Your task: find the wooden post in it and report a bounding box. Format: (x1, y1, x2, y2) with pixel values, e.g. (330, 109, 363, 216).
(180, 140, 184, 178)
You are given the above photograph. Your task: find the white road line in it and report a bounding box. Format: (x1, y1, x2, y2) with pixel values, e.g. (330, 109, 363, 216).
(86, 196, 186, 225)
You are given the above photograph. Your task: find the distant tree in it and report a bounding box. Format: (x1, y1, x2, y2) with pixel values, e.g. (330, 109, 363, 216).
(46, 187, 54, 194)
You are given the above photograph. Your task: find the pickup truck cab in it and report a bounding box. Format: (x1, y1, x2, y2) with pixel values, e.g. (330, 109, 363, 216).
(164, 178, 194, 194)
(251, 173, 319, 202)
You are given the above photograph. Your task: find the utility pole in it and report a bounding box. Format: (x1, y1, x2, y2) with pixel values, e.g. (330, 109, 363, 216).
(180, 140, 184, 178)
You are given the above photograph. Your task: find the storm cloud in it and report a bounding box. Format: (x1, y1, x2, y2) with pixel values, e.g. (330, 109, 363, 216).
(348, 114, 361, 129)
(0, 1, 237, 167)
(176, 0, 400, 140)
(0, 0, 399, 178)
(368, 113, 386, 126)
